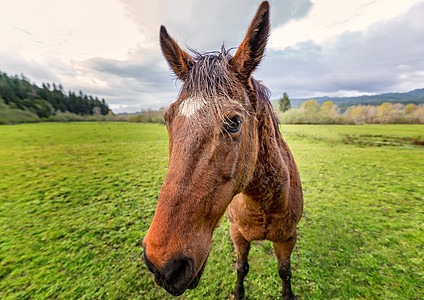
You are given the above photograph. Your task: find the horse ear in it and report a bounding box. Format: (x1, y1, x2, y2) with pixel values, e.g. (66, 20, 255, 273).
(230, 1, 270, 80)
(160, 25, 193, 81)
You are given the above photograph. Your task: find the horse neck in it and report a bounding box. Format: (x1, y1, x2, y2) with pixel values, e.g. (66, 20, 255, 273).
(244, 104, 290, 205)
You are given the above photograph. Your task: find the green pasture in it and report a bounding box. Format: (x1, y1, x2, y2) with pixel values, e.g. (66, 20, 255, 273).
(0, 122, 423, 299)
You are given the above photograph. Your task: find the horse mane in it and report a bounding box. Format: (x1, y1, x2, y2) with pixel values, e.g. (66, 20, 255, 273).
(250, 77, 282, 139)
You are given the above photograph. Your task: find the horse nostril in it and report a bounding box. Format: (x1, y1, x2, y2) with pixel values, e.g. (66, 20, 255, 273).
(163, 256, 195, 289)
(144, 250, 159, 275)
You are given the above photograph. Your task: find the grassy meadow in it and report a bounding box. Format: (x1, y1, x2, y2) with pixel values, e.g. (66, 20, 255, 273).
(0, 122, 423, 299)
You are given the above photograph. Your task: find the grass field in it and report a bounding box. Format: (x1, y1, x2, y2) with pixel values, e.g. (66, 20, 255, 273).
(0, 122, 423, 299)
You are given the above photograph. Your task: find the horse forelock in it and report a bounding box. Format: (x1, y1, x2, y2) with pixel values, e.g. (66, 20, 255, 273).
(173, 46, 279, 139)
(175, 48, 246, 120)
(184, 47, 237, 99)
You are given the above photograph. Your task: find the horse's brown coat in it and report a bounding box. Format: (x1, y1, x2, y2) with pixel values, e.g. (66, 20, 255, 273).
(143, 2, 303, 299)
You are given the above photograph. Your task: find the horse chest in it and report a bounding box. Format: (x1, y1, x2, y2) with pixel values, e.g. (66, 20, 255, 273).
(227, 195, 292, 242)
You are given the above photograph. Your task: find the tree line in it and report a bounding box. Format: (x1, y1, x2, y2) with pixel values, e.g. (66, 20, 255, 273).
(277, 94, 424, 124)
(0, 72, 109, 119)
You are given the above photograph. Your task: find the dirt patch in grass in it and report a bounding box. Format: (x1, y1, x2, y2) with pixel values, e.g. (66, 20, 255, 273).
(342, 134, 424, 147)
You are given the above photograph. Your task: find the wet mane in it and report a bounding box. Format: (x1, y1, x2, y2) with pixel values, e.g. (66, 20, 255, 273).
(180, 47, 281, 137)
(182, 47, 236, 99)
(251, 78, 282, 139)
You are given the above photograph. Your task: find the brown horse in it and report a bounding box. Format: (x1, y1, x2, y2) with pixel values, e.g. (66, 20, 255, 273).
(143, 2, 303, 299)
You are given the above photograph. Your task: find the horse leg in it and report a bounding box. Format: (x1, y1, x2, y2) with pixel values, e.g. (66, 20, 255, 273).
(230, 224, 251, 300)
(273, 235, 297, 300)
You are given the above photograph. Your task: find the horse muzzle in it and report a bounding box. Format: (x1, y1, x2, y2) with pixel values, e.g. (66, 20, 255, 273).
(143, 249, 208, 296)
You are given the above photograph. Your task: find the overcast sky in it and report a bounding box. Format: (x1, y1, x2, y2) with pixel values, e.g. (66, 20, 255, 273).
(1, 0, 424, 113)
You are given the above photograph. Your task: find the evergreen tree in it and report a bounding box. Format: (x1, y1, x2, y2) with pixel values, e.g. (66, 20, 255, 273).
(278, 92, 291, 112)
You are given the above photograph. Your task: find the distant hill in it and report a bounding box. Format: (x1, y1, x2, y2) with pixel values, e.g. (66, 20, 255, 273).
(290, 88, 424, 111)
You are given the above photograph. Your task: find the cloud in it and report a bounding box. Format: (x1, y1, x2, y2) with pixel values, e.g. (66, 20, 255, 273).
(120, 0, 312, 51)
(256, 1, 424, 98)
(268, 0, 421, 49)
(84, 54, 179, 109)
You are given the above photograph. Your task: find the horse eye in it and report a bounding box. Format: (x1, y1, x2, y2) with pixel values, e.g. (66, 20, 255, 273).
(224, 116, 242, 134)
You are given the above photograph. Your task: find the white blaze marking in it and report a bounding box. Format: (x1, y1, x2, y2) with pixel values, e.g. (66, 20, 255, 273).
(179, 96, 207, 118)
